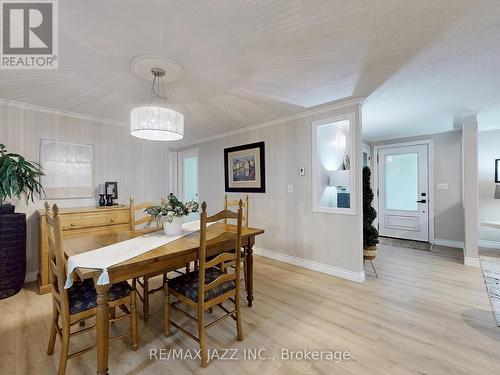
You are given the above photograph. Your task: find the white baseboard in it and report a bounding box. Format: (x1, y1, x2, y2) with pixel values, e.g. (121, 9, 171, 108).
(24, 271, 38, 283)
(253, 247, 365, 283)
(464, 256, 480, 268)
(433, 239, 464, 249)
(478, 240, 500, 250)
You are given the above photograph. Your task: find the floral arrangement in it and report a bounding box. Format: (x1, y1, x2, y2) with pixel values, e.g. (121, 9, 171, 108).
(145, 193, 199, 226)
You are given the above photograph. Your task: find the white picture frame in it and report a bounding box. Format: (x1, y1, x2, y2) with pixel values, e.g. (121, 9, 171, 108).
(40, 140, 94, 199)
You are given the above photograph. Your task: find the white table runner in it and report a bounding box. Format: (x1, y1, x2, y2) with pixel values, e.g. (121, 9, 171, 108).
(64, 220, 211, 288)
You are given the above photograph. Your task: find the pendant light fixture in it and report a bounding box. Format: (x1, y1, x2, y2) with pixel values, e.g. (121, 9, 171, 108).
(130, 67, 184, 141)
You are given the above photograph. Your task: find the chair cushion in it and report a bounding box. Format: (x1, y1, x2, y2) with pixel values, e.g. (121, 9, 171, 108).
(169, 267, 236, 302)
(68, 279, 131, 315)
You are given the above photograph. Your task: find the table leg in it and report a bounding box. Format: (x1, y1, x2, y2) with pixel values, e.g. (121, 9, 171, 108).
(96, 283, 111, 375)
(246, 243, 254, 307)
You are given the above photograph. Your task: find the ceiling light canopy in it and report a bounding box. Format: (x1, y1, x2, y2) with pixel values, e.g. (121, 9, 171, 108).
(130, 68, 184, 141)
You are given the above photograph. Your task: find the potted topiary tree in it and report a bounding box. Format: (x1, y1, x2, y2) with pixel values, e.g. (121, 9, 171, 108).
(363, 166, 379, 277)
(0, 144, 44, 299)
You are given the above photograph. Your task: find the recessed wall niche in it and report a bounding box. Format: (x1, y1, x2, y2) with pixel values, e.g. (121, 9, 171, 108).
(312, 113, 356, 215)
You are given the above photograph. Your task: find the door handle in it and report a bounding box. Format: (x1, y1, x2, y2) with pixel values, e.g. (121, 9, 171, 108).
(416, 199, 427, 203)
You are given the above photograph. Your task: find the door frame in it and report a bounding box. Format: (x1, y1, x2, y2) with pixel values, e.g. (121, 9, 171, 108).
(373, 140, 434, 244)
(177, 148, 199, 202)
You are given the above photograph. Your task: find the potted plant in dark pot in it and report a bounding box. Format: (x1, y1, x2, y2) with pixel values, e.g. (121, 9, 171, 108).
(0, 144, 44, 299)
(363, 166, 379, 277)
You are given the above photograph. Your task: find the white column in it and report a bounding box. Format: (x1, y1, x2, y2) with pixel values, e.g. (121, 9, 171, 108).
(461, 114, 480, 267)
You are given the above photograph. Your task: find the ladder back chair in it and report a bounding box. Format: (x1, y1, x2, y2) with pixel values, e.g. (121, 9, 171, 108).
(129, 196, 189, 320)
(224, 194, 249, 288)
(165, 200, 244, 367)
(130, 196, 164, 320)
(45, 202, 138, 375)
(224, 194, 249, 228)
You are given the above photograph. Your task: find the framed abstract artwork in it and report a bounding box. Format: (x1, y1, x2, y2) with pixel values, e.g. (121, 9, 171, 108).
(224, 141, 266, 193)
(40, 140, 94, 199)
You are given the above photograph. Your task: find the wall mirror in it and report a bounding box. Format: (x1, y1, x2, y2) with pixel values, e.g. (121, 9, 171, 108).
(312, 113, 356, 215)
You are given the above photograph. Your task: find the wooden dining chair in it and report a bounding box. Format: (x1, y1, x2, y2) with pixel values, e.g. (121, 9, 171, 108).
(224, 194, 249, 227)
(45, 202, 138, 375)
(164, 201, 244, 367)
(130, 196, 165, 320)
(224, 194, 249, 288)
(129, 196, 189, 320)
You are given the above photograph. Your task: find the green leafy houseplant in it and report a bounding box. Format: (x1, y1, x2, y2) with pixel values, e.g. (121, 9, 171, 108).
(0, 144, 44, 212)
(145, 193, 199, 227)
(363, 166, 379, 248)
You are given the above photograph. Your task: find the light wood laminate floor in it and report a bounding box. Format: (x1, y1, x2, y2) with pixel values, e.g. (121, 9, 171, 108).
(1, 244, 500, 375)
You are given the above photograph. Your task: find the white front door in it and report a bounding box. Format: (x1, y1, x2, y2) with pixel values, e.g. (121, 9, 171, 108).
(378, 144, 429, 242)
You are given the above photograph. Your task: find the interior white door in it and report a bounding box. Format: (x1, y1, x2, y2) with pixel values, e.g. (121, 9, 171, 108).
(177, 148, 198, 201)
(378, 144, 429, 242)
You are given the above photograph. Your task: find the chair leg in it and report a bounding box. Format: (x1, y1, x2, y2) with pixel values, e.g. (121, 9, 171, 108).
(163, 280, 170, 337)
(57, 321, 70, 375)
(110, 306, 116, 321)
(47, 300, 58, 355)
(242, 257, 248, 291)
(198, 306, 208, 367)
(370, 260, 379, 278)
(143, 276, 149, 320)
(130, 290, 138, 350)
(185, 262, 190, 273)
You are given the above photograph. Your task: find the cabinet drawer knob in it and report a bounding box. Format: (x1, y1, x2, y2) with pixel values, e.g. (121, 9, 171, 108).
(70, 223, 75, 227)
(110, 219, 115, 223)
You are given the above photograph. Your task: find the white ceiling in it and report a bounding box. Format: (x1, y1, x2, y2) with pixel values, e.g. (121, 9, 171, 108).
(1, 0, 500, 143)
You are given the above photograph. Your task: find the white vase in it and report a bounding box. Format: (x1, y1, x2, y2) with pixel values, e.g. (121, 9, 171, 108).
(163, 216, 183, 236)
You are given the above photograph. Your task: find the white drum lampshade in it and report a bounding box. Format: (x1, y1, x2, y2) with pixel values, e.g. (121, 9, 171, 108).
(130, 67, 184, 142)
(130, 105, 184, 141)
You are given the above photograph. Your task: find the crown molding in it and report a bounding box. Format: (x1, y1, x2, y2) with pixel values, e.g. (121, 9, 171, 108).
(0, 98, 127, 127)
(177, 97, 365, 148)
(0, 96, 365, 146)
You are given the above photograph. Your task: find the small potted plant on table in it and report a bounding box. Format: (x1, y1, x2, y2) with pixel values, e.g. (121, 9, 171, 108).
(363, 166, 379, 277)
(146, 193, 199, 236)
(0, 144, 44, 298)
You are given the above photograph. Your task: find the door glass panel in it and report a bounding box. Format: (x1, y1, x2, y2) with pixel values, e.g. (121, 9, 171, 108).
(184, 156, 198, 202)
(385, 153, 418, 211)
(183, 155, 198, 222)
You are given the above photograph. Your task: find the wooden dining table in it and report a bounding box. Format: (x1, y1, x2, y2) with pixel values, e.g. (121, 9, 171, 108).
(63, 222, 265, 375)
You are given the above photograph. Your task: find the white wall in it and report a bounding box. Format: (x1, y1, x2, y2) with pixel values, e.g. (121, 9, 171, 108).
(179, 101, 365, 281)
(371, 130, 464, 244)
(0, 102, 171, 275)
(479, 129, 500, 245)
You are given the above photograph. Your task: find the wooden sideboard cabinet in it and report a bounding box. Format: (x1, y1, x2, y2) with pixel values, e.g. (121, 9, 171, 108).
(37, 205, 131, 294)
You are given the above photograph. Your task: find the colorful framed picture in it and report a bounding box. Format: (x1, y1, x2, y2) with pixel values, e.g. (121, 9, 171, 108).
(224, 142, 265, 193)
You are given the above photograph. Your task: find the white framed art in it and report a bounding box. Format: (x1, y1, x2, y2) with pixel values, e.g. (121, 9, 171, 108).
(40, 140, 94, 199)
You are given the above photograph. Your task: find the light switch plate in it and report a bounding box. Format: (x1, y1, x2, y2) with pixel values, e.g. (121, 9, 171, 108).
(437, 183, 449, 190)
(299, 167, 305, 176)
(287, 185, 293, 193)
